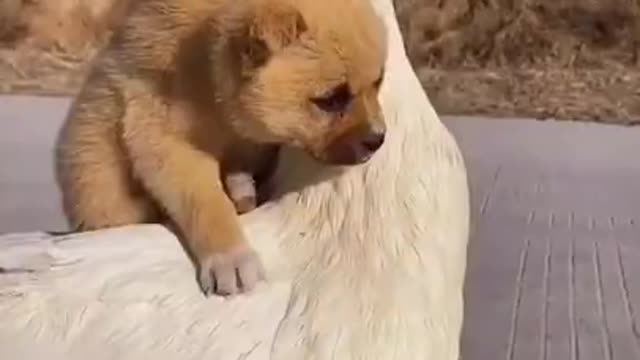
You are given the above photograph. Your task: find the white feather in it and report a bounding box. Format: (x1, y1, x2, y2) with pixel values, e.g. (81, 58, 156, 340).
(0, 0, 470, 359)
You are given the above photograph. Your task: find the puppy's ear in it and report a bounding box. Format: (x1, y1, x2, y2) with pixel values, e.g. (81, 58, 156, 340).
(242, 3, 307, 68)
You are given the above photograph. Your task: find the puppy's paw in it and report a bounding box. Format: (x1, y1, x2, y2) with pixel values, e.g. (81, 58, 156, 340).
(233, 195, 257, 214)
(224, 172, 257, 214)
(198, 244, 265, 297)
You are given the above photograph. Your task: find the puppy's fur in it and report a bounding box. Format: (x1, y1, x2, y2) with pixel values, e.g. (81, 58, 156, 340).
(55, 0, 387, 296)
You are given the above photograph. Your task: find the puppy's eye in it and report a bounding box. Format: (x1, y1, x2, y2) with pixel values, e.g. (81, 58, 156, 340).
(311, 83, 352, 113)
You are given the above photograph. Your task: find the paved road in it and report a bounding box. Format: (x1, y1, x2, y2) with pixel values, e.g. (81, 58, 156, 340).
(452, 117, 640, 360)
(0, 96, 69, 232)
(1, 95, 639, 360)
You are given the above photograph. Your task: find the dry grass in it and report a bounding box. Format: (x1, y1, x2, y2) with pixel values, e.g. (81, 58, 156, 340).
(0, 0, 128, 51)
(395, 0, 640, 124)
(396, 0, 640, 68)
(2, 0, 640, 124)
(0, 0, 127, 95)
(420, 68, 640, 125)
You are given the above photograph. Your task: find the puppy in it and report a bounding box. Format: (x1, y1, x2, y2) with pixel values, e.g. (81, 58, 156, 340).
(55, 0, 388, 296)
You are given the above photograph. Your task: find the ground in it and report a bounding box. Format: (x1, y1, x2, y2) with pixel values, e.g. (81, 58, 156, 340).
(1, 0, 640, 124)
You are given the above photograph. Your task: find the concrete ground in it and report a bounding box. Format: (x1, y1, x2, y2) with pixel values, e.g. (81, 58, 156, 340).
(454, 117, 640, 360)
(1, 95, 639, 359)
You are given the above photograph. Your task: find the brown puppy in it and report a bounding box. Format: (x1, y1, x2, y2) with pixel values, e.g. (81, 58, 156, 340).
(55, 0, 388, 296)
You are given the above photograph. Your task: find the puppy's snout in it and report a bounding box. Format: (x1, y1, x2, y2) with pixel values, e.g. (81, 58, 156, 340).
(322, 127, 385, 166)
(359, 131, 385, 152)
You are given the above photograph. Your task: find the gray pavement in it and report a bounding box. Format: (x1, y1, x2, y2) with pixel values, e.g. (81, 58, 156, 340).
(0, 95, 69, 232)
(1, 95, 639, 360)
(449, 117, 640, 360)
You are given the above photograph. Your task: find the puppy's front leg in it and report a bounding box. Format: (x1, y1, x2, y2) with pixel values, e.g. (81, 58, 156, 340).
(122, 100, 264, 296)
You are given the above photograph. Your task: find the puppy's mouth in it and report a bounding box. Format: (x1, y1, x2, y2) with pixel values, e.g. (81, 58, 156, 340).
(321, 145, 375, 166)
(311, 133, 385, 166)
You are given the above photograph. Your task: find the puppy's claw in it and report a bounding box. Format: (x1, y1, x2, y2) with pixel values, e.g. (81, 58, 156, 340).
(198, 269, 213, 296)
(198, 245, 265, 297)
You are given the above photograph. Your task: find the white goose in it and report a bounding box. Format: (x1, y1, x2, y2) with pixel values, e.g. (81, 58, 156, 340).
(0, 0, 470, 359)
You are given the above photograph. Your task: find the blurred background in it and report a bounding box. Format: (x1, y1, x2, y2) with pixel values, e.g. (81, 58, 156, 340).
(1, 0, 640, 125)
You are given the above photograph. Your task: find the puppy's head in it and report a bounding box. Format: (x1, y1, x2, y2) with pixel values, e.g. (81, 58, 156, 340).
(226, 0, 387, 166)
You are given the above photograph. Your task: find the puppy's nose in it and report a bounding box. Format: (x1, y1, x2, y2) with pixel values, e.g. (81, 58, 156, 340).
(360, 132, 385, 152)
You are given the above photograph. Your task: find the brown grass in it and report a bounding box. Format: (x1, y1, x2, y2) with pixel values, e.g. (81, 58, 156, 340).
(396, 0, 640, 68)
(1, 0, 128, 51)
(2, 0, 640, 124)
(0, 0, 129, 95)
(395, 0, 640, 124)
